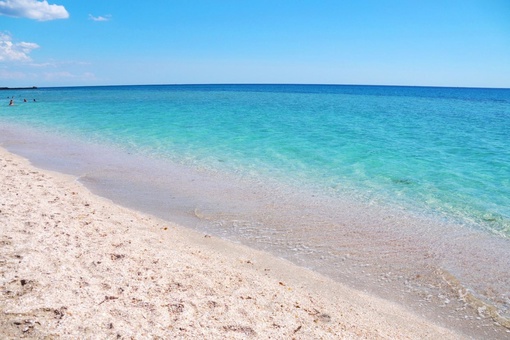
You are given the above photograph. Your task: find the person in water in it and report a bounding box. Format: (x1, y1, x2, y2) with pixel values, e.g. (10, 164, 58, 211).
(9, 99, 14, 106)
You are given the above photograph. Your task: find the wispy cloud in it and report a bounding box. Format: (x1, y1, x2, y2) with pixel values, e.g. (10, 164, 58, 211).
(0, 32, 39, 62)
(0, 68, 28, 80)
(0, 0, 69, 21)
(29, 60, 91, 68)
(0, 59, 98, 86)
(42, 70, 97, 82)
(89, 14, 111, 22)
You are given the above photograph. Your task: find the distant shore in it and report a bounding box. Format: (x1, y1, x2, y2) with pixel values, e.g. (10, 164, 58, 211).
(0, 86, 38, 90)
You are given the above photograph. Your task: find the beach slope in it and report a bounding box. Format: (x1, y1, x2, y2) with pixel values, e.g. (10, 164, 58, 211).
(0, 147, 461, 339)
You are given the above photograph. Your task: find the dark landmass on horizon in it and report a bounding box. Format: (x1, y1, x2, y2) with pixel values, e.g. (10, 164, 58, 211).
(0, 86, 38, 90)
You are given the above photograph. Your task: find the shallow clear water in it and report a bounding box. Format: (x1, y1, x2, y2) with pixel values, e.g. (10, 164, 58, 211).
(2, 85, 510, 337)
(3, 85, 510, 235)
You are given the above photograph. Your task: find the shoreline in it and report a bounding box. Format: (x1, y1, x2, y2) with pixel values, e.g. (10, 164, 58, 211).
(1, 121, 510, 338)
(0, 147, 464, 338)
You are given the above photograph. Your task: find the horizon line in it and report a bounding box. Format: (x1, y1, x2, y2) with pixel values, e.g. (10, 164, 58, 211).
(23, 83, 510, 91)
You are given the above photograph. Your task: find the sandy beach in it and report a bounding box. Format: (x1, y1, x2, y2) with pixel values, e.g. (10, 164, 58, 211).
(0, 146, 464, 339)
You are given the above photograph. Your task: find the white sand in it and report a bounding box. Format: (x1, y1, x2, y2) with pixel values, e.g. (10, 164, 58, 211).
(0, 146, 463, 339)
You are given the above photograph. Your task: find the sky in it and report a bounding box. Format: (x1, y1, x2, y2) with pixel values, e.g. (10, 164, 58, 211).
(1, 0, 509, 88)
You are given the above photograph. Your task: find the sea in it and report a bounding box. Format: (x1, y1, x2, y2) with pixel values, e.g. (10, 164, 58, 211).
(1, 84, 510, 337)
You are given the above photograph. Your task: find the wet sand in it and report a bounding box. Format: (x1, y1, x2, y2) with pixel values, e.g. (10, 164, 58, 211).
(0, 146, 465, 338)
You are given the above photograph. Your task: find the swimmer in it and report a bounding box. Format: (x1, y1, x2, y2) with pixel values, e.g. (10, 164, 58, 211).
(9, 99, 14, 106)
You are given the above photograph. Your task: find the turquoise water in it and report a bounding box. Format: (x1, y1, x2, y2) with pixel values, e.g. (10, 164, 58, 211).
(3, 85, 510, 335)
(3, 84, 510, 236)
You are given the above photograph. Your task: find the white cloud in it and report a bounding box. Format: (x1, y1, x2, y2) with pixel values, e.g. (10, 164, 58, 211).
(0, 32, 39, 62)
(0, 0, 69, 21)
(89, 14, 111, 22)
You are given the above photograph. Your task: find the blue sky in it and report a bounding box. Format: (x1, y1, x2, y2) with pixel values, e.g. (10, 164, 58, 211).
(1, 0, 509, 88)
